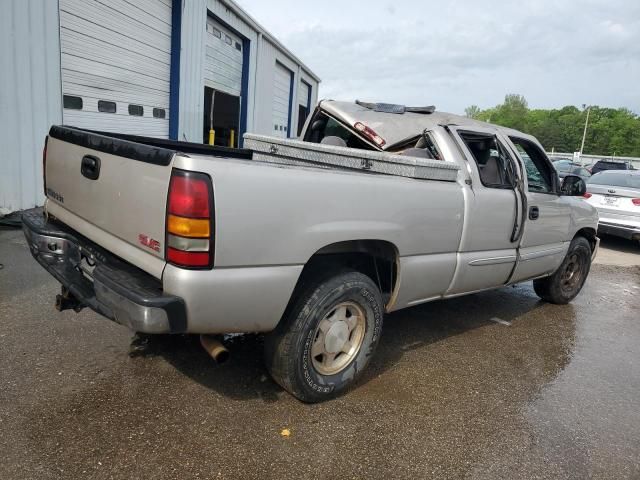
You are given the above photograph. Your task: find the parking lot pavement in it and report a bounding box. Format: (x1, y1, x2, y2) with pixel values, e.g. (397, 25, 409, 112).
(594, 235, 640, 267)
(1, 227, 639, 480)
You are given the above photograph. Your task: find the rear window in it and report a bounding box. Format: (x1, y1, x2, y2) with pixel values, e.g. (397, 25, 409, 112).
(588, 173, 640, 189)
(596, 161, 627, 170)
(303, 112, 373, 150)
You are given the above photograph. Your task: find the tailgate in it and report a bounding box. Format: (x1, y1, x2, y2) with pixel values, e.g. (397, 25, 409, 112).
(44, 126, 175, 278)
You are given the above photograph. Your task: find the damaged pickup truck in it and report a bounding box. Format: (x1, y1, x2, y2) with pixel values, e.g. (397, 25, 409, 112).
(23, 100, 599, 402)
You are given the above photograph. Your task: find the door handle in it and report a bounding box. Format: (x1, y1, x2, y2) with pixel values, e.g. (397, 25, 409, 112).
(529, 206, 539, 220)
(81, 155, 101, 180)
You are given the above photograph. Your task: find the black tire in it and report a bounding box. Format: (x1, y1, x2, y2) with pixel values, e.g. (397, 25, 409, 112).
(264, 270, 384, 403)
(533, 236, 592, 304)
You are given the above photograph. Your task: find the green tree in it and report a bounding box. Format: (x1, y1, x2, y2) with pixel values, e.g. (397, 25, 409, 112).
(464, 97, 640, 156)
(465, 105, 481, 119)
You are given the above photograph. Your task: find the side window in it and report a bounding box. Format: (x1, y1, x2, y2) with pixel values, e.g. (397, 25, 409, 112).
(63, 95, 83, 110)
(510, 137, 554, 193)
(98, 100, 116, 113)
(128, 104, 143, 116)
(459, 132, 515, 188)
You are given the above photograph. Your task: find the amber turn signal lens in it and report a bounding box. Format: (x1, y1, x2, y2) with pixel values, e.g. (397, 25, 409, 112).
(167, 214, 210, 238)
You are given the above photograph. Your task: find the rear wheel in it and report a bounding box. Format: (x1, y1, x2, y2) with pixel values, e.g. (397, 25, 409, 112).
(533, 236, 592, 304)
(264, 271, 383, 403)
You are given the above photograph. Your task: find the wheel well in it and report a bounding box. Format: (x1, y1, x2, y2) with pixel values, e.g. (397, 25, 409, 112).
(575, 227, 597, 251)
(292, 240, 399, 309)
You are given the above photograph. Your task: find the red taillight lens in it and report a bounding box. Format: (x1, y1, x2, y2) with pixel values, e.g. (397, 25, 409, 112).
(42, 136, 49, 195)
(632, 198, 640, 206)
(354, 122, 386, 147)
(167, 248, 210, 267)
(583, 193, 592, 199)
(168, 174, 210, 217)
(166, 170, 214, 269)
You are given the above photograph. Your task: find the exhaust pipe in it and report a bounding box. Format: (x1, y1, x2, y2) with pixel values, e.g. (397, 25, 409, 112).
(200, 335, 230, 364)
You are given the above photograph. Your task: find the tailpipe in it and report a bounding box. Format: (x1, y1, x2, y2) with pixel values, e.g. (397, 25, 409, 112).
(200, 335, 230, 364)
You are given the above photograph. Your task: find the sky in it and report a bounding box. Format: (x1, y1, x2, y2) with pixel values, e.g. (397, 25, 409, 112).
(238, 0, 640, 115)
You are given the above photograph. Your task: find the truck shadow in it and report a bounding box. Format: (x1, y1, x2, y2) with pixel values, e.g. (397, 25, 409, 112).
(144, 282, 574, 403)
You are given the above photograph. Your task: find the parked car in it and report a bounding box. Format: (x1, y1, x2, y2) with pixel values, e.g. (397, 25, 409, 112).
(583, 170, 640, 243)
(23, 100, 599, 402)
(590, 159, 636, 175)
(552, 160, 591, 181)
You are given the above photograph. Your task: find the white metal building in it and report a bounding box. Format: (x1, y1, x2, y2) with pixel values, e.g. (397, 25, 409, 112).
(0, 0, 320, 213)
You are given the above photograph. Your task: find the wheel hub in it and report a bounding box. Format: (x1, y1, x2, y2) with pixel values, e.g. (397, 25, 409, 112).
(325, 322, 350, 354)
(560, 253, 584, 293)
(310, 301, 367, 376)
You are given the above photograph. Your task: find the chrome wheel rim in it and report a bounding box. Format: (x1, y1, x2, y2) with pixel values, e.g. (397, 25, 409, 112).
(560, 252, 584, 294)
(311, 301, 367, 376)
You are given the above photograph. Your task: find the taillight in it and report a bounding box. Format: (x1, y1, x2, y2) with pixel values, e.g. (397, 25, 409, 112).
(166, 169, 214, 269)
(42, 136, 49, 195)
(632, 198, 640, 206)
(583, 193, 592, 199)
(354, 122, 386, 147)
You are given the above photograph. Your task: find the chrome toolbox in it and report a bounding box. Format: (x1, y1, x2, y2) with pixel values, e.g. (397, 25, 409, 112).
(244, 134, 460, 182)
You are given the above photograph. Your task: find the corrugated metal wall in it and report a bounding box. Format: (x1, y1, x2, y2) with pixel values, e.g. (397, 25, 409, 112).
(0, 0, 62, 214)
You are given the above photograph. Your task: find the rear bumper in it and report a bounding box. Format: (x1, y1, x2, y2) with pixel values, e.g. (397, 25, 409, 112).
(598, 221, 640, 241)
(22, 208, 187, 334)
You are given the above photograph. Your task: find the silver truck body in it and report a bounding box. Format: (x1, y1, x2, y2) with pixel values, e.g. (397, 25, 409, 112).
(26, 101, 599, 335)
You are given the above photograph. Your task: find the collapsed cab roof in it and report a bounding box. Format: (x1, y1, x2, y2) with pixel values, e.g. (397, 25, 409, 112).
(318, 100, 530, 151)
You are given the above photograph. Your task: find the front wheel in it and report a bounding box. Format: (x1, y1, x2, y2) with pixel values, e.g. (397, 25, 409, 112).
(264, 270, 384, 403)
(533, 236, 592, 304)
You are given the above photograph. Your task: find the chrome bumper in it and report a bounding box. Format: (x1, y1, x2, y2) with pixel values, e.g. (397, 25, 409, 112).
(22, 209, 186, 334)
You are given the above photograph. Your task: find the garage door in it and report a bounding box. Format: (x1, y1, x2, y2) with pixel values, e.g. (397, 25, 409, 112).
(204, 18, 243, 97)
(272, 62, 293, 138)
(59, 0, 172, 138)
(299, 81, 310, 110)
(297, 80, 311, 136)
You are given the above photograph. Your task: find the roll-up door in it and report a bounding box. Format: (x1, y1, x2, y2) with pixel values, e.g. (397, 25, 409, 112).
(272, 62, 293, 139)
(297, 80, 311, 136)
(204, 18, 243, 97)
(59, 0, 172, 138)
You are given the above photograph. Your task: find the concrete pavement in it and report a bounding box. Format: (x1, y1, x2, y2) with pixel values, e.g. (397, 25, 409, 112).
(1, 227, 638, 479)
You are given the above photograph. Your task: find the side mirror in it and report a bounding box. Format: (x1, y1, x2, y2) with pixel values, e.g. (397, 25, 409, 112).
(561, 175, 586, 196)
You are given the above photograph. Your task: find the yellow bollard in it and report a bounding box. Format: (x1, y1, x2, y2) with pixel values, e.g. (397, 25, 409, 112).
(208, 129, 215, 146)
(229, 129, 235, 148)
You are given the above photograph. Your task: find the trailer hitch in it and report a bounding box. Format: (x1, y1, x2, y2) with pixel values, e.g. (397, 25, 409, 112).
(55, 286, 84, 313)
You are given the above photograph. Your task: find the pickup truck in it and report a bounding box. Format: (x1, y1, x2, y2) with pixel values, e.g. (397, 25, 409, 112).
(23, 100, 599, 402)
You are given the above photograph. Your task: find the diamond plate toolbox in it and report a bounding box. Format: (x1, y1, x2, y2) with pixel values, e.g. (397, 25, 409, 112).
(243, 134, 459, 182)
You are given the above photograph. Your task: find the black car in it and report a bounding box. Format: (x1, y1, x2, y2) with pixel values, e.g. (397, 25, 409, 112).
(590, 160, 635, 175)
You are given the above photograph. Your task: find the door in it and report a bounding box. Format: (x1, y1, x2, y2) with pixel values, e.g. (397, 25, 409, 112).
(446, 127, 523, 295)
(204, 19, 243, 147)
(204, 18, 243, 97)
(297, 80, 311, 136)
(59, 0, 172, 138)
(506, 136, 571, 282)
(272, 62, 293, 138)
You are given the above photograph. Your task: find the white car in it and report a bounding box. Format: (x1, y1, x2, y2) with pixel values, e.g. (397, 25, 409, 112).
(584, 170, 640, 244)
